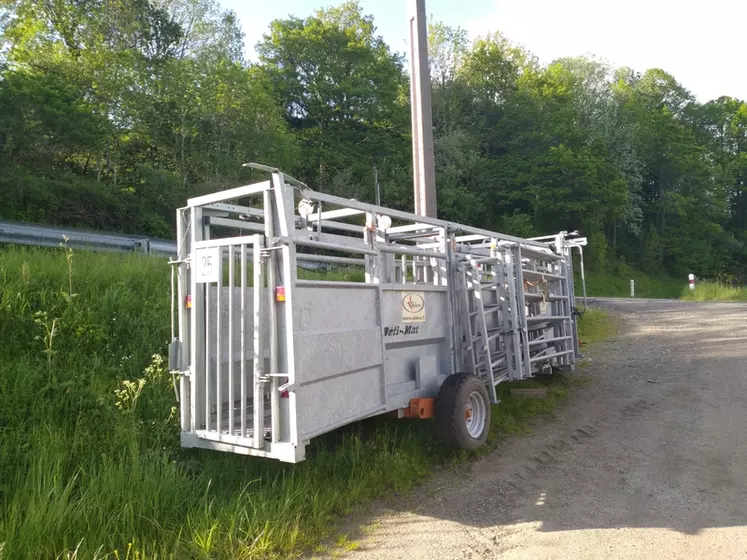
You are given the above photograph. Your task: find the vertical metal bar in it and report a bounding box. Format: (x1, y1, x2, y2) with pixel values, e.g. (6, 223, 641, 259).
(578, 246, 587, 309)
(273, 174, 299, 446)
(369, 213, 381, 284)
(506, 252, 522, 380)
(501, 258, 513, 381)
(204, 268, 210, 431)
(401, 255, 406, 283)
(240, 244, 247, 438)
(364, 213, 373, 284)
(375, 225, 388, 284)
(440, 229, 449, 287)
(228, 245, 234, 435)
(215, 253, 222, 433)
(201, 208, 211, 431)
(316, 201, 322, 239)
(570, 245, 581, 360)
(176, 208, 189, 431)
(499, 256, 509, 378)
(188, 206, 203, 432)
(264, 189, 280, 443)
(513, 245, 532, 377)
(252, 234, 265, 448)
(444, 232, 457, 374)
(280, 242, 298, 446)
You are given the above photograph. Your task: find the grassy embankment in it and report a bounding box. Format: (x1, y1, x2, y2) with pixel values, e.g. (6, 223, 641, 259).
(576, 263, 683, 300)
(573, 261, 747, 302)
(680, 281, 747, 301)
(0, 246, 613, 559)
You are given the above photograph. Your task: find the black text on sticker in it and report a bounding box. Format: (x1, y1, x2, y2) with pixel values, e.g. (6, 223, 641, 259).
(384, 325, 420, 337)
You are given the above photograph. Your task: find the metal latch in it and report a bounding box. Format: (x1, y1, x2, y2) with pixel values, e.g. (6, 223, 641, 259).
(265, 373, 294, 393)
(278, 381, 296, 393)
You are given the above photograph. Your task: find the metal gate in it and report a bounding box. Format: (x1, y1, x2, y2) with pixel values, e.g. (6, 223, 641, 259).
(188, 234, 272, 448)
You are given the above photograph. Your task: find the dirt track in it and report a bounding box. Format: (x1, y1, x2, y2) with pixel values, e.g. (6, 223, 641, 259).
(321, 300, 747, 559)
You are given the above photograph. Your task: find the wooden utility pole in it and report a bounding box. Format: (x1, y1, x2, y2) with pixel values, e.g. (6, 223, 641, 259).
(409, 0, 437, 218)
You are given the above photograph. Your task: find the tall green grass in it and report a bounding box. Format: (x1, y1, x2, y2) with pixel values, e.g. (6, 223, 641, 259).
(0, 246, 445, 559)
(0, 246, 575, 559)
(680, 280, 747, 301)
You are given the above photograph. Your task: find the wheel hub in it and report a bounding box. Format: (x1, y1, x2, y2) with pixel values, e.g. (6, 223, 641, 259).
(465, 390, 486, 439)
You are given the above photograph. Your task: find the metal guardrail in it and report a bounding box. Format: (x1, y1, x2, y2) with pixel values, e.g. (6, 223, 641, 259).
(0, 219, 178, 256)
(0, 219, 335, 271)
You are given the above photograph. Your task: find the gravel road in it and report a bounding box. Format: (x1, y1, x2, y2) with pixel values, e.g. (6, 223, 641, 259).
(321, 300, 747, 559)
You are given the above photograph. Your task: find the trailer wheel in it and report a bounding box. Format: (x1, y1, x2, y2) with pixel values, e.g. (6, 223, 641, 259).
(435, 373, 490, 450)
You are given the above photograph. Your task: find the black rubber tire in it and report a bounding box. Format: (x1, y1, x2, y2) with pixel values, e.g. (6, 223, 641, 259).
(435, 373, 490, 451)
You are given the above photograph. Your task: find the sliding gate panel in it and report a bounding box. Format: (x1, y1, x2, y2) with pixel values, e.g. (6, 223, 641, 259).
(292, 284, 385, 441)
(189, 235, 272, 449)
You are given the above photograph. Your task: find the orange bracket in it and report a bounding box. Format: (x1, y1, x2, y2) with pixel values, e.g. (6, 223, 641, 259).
(402, 397, 435, 419)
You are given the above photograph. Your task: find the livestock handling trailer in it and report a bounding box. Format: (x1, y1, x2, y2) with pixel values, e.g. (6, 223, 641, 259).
(168, 164, 587, 463)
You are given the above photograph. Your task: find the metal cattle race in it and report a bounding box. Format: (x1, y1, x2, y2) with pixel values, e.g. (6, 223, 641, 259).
(168, 165, 586, 463)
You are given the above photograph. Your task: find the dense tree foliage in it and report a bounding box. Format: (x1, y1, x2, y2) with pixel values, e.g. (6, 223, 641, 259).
(1, 1, 745, 278)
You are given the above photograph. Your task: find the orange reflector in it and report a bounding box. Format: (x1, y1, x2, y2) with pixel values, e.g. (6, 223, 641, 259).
(275, 286, 286, 302)
(185, 295, 192, 308)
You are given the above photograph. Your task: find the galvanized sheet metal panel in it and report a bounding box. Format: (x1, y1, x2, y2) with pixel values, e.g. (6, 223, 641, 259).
(293, 286, 379, 331)
(296, 366, 385, 440)
(292, 286, 385, 439)
(295, 328, 383, 384)
(380, 288, 448, 341)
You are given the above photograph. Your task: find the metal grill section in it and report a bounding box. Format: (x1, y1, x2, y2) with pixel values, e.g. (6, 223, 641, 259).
(452, 236, 577, 402)
(190, 236, 271, 449)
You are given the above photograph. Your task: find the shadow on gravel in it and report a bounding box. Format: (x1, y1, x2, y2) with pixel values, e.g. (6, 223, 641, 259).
(334, 300, 747, 545)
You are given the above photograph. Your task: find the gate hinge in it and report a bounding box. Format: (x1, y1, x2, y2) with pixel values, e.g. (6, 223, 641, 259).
(260, 245, 284, 259)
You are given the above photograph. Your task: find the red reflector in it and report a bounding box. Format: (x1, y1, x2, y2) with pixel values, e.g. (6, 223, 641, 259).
(185, 295, 192, 308)
(275, 286, 286, 302)
(280, 391, 289, 398)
